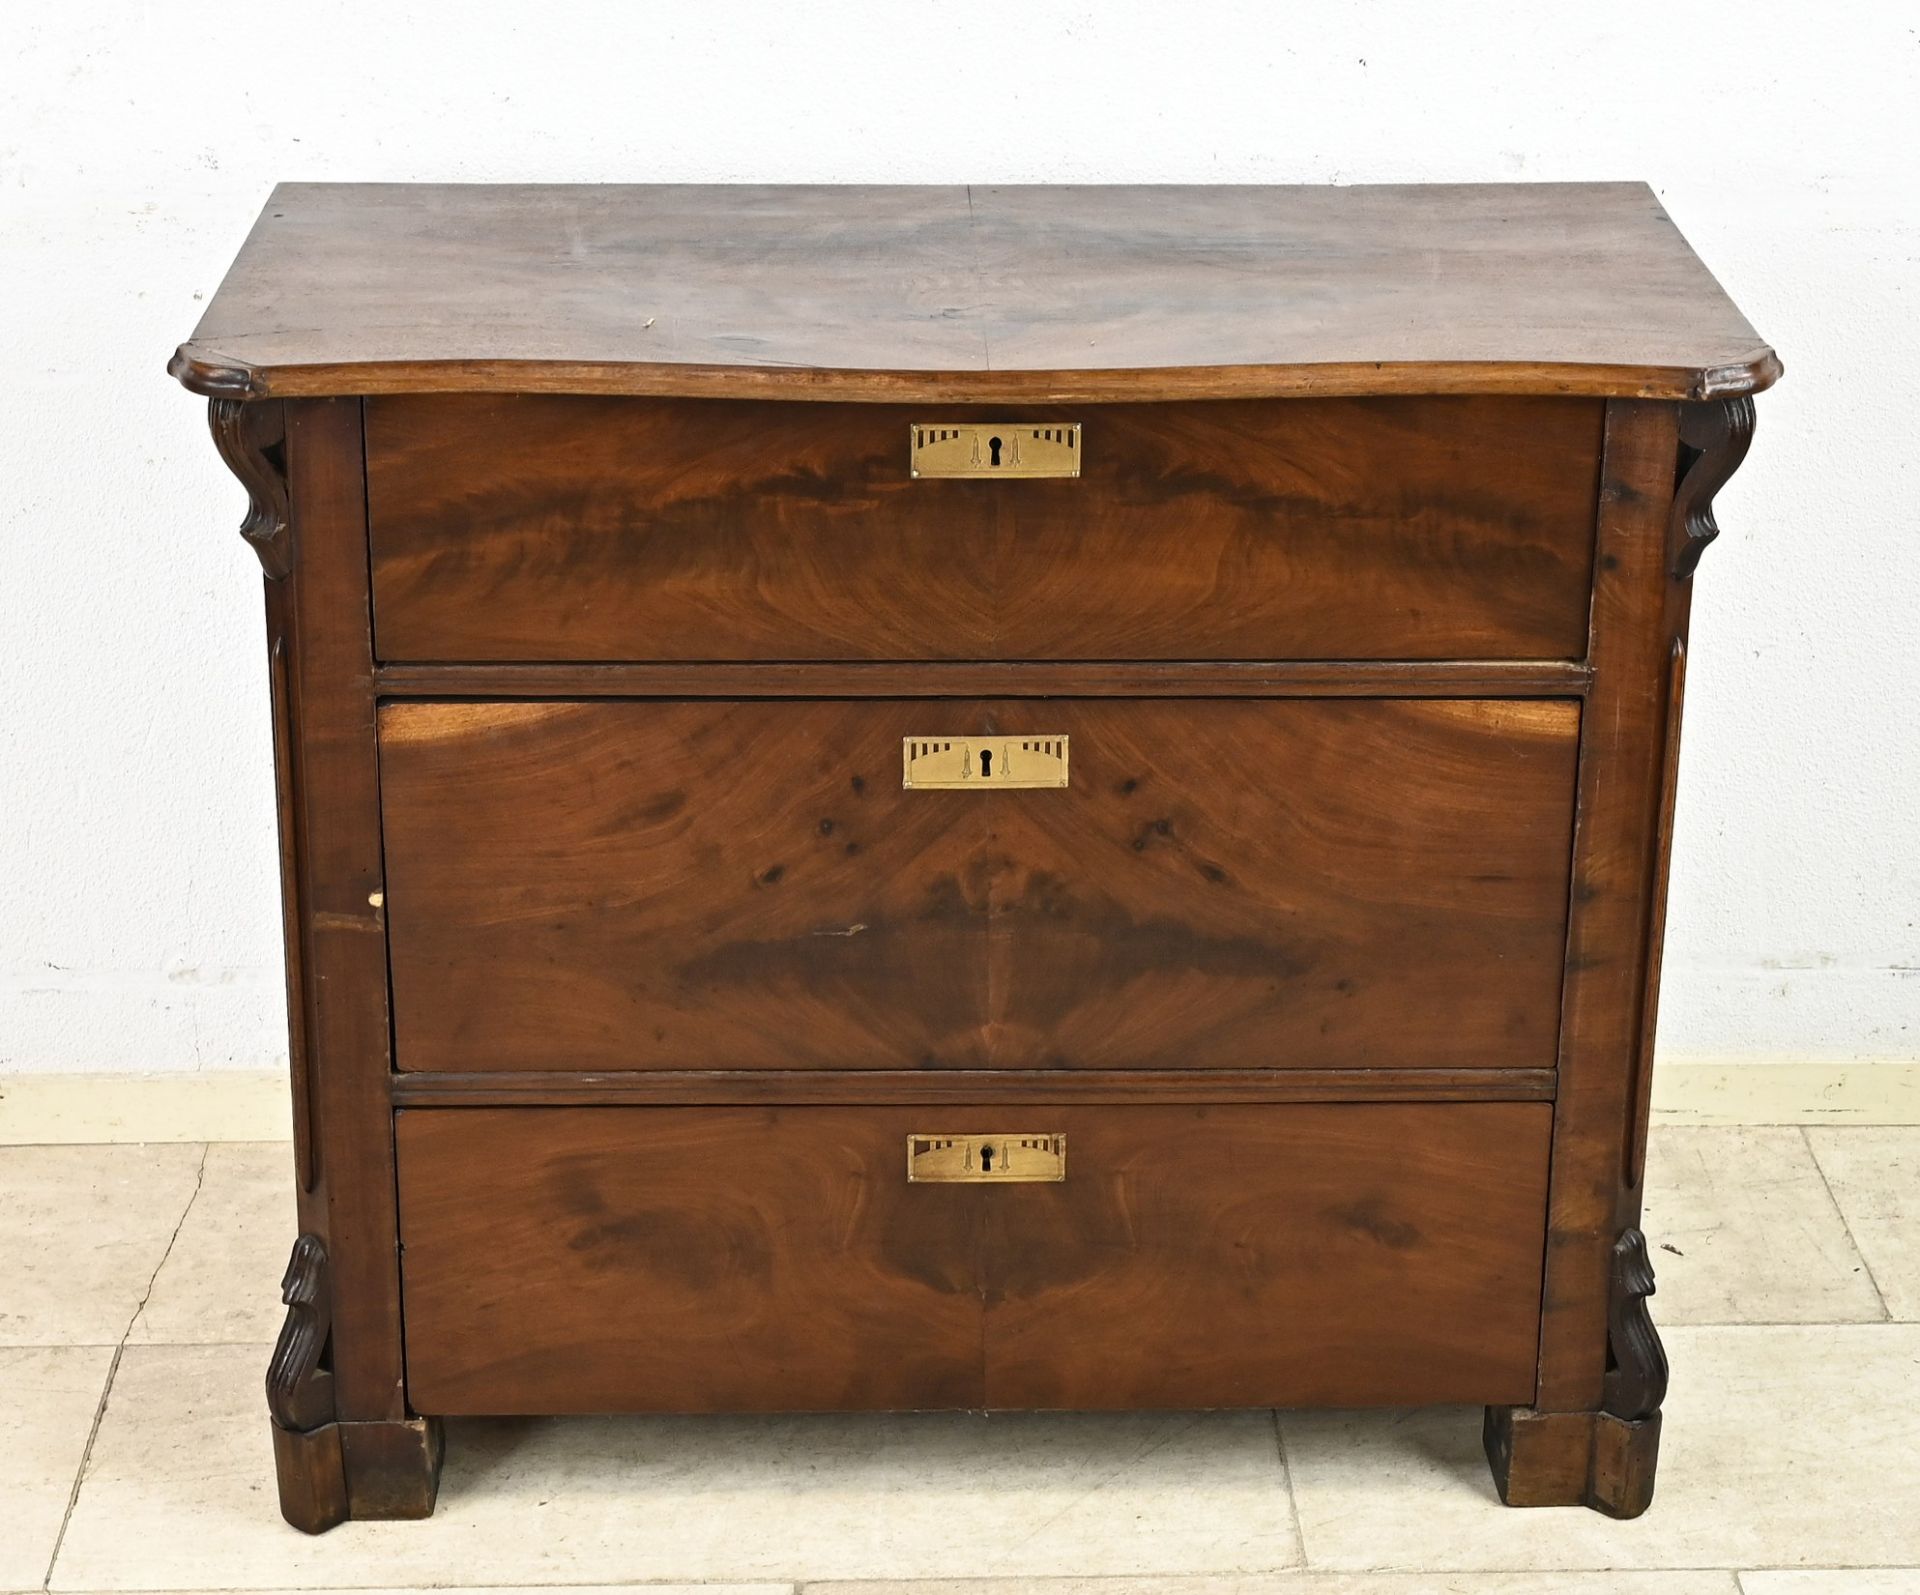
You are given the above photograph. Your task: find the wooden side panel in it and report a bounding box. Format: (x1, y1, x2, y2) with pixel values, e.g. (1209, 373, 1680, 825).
(365, 395, 1602, 662)
(274, 400, 405, 1421)
(396, 1103, 1551, 1415)
(1535, 400, 1688, 1412)
(379, 698, 1580, 1075)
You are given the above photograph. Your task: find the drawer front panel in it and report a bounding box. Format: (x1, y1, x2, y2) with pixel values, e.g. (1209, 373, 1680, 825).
(396, 1103, 1551, 1414)
(365, 395, 1602, 663)
(381, 698, 1579, 1074)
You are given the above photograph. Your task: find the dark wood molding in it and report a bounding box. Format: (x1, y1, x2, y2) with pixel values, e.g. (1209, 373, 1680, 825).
(1670, 395, 1756, 579)
(372, 659, 1594, 700)
(390, 1066, 1558, 1109)
(265, 1234, 334, 1432)
(208, 398, 292, 577)
(1602, 1227, 1669, 1422)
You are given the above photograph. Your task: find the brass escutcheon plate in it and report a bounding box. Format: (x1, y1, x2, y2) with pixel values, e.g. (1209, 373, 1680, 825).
(903, 735, 1069, 789)
(910, 423, 1080, 478)
(908, 1133, 1067, 1183)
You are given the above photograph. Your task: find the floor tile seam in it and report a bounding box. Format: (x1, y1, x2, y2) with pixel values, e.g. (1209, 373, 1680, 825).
(1799, 1125, 1895, 1321)
(42, 1145, 210, 1588)
(1268, 1407, 1309, 1569)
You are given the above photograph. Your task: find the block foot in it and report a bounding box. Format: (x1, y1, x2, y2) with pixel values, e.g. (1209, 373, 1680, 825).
(272, 1415, 443, 1533)
(1483, 1404, 1660, 1519)
(265, 1234, 443, 1532)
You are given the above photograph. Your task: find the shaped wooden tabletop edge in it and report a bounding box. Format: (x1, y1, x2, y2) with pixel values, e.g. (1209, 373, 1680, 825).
(169, 181, 1781, 405)
(168, 344, 1783, 404)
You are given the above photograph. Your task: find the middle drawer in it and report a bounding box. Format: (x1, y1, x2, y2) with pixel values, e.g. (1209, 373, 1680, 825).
(380, 697, 1579, 1075)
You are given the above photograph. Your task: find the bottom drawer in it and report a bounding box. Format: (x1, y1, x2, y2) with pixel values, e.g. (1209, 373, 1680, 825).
(396, 1102, 1550, 1414)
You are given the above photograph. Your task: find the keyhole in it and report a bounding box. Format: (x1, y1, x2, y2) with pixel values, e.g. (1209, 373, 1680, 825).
(980, 748, 993, 779)
(979, 1143, 996, 1173)
(988, 435, 1003, 466)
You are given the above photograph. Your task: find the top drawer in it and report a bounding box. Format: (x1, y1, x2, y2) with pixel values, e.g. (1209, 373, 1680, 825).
(365, 395, 1602, 663)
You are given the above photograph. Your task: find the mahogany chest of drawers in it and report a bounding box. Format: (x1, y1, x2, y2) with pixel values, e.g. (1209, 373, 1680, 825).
(171, 182, 1777, 1531)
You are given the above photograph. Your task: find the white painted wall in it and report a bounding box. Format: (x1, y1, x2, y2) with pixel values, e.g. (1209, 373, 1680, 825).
(2, 1, 1914, 1074)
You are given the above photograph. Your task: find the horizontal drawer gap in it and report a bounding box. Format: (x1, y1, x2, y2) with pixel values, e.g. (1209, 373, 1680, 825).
(374, 660, 1592, 699)
(390, 1068, 1558, 1108)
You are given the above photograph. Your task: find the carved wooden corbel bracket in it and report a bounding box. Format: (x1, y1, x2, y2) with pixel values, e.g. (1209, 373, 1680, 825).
(266, 1233, 334, 1432)
(209, 398, 292, 579)
(1483, 1225, 1670, 1519)
(1602, 1226, 1669, 1422)
(1670, 396, 1755, 579)
(265, 1233, 442, 1534)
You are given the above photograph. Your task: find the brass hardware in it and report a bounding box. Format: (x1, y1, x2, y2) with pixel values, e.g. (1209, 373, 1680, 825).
(910, 423, 1081, 478)
(903, 735, 1069, 790)
(908, 1133, 1067, 1183)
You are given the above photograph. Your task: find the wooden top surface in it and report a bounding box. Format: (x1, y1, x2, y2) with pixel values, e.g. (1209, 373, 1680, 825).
(171, 183, 1778, 403)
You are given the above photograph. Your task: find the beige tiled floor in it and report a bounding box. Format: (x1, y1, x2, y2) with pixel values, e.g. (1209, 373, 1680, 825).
(124, 1143, 296, 1345)
(1803, 1128, 1920, 1320)
(4, 1127, 1916, 1594)
(1639, 1128, 1887, 1323)
(0, 1144, 206, 1346)
(0, 1346, 116, 1588)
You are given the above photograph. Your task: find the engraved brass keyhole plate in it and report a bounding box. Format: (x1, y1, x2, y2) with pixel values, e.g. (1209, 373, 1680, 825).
(910, 423, 1081, 478)
(907, 1133, 1067, 1183)
(903, 736, 1069, 790)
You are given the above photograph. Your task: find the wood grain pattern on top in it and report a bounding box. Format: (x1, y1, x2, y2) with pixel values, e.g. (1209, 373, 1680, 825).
(171, 183, 1778, 402)
(378, 697, 1579, 1075)
(365, 394, 1603, 663)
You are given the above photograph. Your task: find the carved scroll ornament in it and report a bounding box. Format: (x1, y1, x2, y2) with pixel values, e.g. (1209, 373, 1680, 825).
(266, 1233, 334, 1431)
(1670, 396, 1755, 579)
(208, 398, 292, 578)
(1602, 1227, 1669, 1422)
